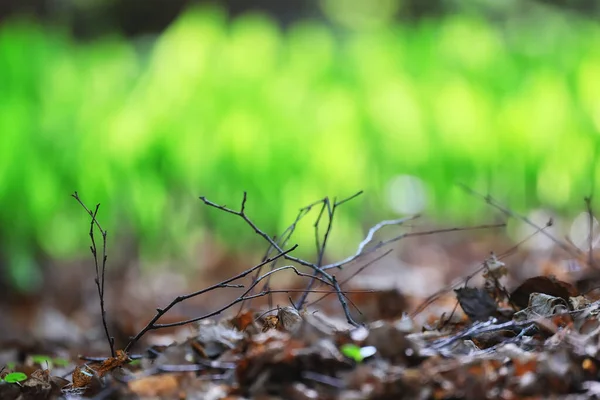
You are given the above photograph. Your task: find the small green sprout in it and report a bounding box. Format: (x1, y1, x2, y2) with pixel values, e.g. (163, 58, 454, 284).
(52, 358, 69, 367)
(341, 344, 364, 362)
(340, 344, 377, 363)
(4, 372, 27, 383)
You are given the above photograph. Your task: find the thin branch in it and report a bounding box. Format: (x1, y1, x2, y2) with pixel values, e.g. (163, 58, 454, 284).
(411, 221, 549, 318)
(296, 197, 335, 309)
(71, 192, 115, 357)
(458, 184, 581, 258)
(124, 245, 297, 352)
(239, 196, 330, 314)
(334, 190, 363, 207)
(322, 221, 505, 271)
(430, 318, 537, 350)
(585, 196, 597, 269)
(199, 194, 360, 326)
(308, 249, 393, 308)
(265, 197, 329, 308)
(297, 191, 364, 309)
(152, 288, 369, 330)
(199, 194, 316, 269)
(247, 265, 363, 314)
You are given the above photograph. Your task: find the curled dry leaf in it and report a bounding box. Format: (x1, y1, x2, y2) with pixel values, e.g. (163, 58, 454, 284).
(510, 276, 578, 310)
(128, 374, 180, 398)
(262, 315, 279, 332)
(72, 350, 130, 389)
(514, 293, 570, 322)
(277, 307, 303, 333)
(455, 287, 500, 322)
(229, 310, 255, 332)
(261, 307, 303, 333)
(347, 288, 408, 322)
(25, 368, 69, 399)
(194, 320, 244, 358)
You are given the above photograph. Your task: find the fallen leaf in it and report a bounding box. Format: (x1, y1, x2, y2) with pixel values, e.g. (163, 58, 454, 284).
(510, 276, 578, 310)
(128, 374, 180, 397)
(455, 287, 499, 322)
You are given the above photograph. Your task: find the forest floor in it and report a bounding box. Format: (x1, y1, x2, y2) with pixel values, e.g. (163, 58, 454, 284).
(2, 193, 600, 399)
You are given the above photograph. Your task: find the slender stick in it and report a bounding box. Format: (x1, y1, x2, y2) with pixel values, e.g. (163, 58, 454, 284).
(411, 222, 549, 317)
(585, 196, 597, 269)
(200, 193, 360, 326)
(458, 184, 581, 258)
(72, 192, 115, 357)
(296, 196, 336, 310)
(322, 222, 505, 271)
(308, 249, 393, 308)
(124, 245, 297, 352)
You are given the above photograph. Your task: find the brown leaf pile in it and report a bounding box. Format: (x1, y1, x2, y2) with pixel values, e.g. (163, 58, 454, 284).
(5, 254, 600, 399)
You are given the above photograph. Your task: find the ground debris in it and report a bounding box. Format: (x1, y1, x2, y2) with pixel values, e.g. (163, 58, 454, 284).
(7, 234, 600, 399)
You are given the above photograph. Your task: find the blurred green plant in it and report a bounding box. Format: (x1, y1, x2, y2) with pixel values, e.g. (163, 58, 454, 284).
(2, 372, 27, 384)
(1, 5, 599, 290)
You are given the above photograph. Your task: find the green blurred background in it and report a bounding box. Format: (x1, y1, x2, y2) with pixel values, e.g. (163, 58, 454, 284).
(1, 0, 600, 291)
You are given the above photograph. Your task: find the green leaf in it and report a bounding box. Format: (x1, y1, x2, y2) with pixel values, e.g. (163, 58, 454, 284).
(4, 372, 27, 383)
(340, 343, 364, 362)
(31, 355, 52, 365)
(52, 357, 69, 367)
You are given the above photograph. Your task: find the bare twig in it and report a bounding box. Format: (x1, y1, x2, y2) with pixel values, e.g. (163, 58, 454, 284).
(200, 193, 316, 269)
(146, 288, 369, 330)
(458, 184, 581, 258)
(307, 249, 393, 308)
(430, 318, 537, 350)
(411, 220, 550, 318)
(585, 196, 597, 269)
(322, 222, 505, 271)
(71, 192, 115, 357)
(124, 246, 297, 352)
(296, 192, 361, 310)
(320, 215, 419, 270)
(200, 193, 360, 327)
(260, 196, 330, 310)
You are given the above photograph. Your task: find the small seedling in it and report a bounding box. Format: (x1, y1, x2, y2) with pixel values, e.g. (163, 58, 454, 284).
(3, 372, 27, 384)
(340, 344, 377, 363)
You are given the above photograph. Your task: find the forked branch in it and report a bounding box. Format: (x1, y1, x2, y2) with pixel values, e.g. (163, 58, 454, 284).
(71, 192, 115, 357)
(200, 193, 360, 326)
(124, 246, 297, 352)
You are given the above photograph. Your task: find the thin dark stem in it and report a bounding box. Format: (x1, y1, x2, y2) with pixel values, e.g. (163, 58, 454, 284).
(124, 245, 297, 352)
(296, 197, 335, 310)
(150, 288, 368, 330)
(297, 191, 363, 310)
(72, 192, 115, 357)
(237, 233, 278, 314)
(199, 194, 316, 269)
(322, 221, 505, 271)
(411, 222, 548, 317)
(239, 197, 325, 314)
(334, 190, 363, 207)
(458, 184, 581, 258)
(200, 194, 360, 326)
(585, 196, 597, 269)
(430, 318, 537, 350)
(308, 249, 393, 308)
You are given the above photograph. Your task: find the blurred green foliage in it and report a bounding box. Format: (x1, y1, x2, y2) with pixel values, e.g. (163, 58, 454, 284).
(1, 5, 600, 289)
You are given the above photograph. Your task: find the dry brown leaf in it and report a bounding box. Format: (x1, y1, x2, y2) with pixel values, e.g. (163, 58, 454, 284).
(277, 307, 303, 333)
(230, 310, 255, 331)
(262, 315, 279, 332)
(72, 350, 130, 388)
(510, 276, 578, 310)
(128, 374, 180, 397)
